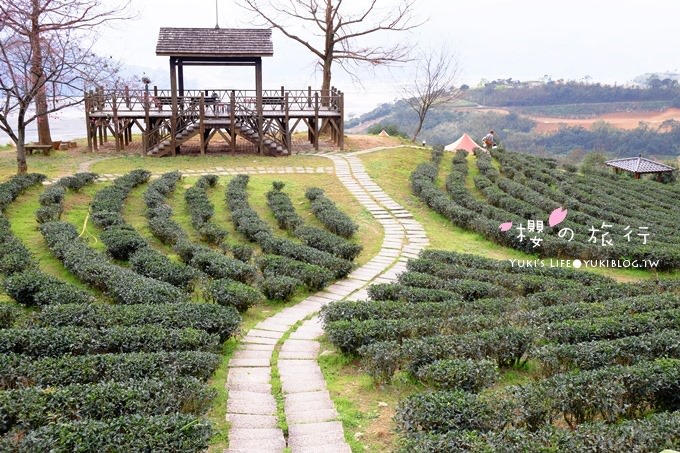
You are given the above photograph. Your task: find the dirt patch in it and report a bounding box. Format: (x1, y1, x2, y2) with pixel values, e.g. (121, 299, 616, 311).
(343, 134, 403, 151)
(529, 108, 680, 133)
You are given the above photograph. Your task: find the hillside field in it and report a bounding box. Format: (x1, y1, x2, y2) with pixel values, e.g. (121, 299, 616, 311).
(0, 139, 678, 452)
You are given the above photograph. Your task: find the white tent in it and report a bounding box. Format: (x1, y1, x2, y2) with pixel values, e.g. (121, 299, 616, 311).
(444, 133, 482, 152)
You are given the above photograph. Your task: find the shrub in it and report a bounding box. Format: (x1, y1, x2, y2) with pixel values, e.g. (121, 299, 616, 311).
(0, 326, 220, 358)
(0, 235, 35, 275)
(0, 351, 220, 389)
(129, 248, 197, 290)
(185, 175, 228, 245)
(36, 302, 241, 342)
(231, 244, 254, 262)
(0, 377, 215, 435)
(0, 305, 18, 329)
(2, 413, 211, 453)
(99, 226, 149, 260)
(189, 247, 258, 283)
(260, 275, 300, 301)
(358, 340, 403, 384)
(40, 221, 190, 305)
(3, 269, 94, 307)
(257, 254, 333, 291)
(395, 390, 500, 434)
(416, 358, 499, 392)
(0, 173, 46, 211)
(204, 278, 264, 312)
(305, 187, 358, 237)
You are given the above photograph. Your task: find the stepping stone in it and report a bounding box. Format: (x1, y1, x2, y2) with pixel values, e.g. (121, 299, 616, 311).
(226, 380, 272, 393)
(238, 343, 276, 352)
(288, 430, 346, 450)
(281, 340, 320, 353)
(286, 408, 338, 424)
(281, 378, 326, 394)
(228, 358, 270, 367)
(228, 367, 270, 383)
(289, 444, 352, 453)
(227, 433, 285, 452)
(241, 335, 278, 345)
(247, 329, 283, 339)
(227, 398, 277, 415)
(285, 396, 335, 413)
(287, 420, 344, 437)
(232, 349, 272, 360)
(226, 414, 279, 429)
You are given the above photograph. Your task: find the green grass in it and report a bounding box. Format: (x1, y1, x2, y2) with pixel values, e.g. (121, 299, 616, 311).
(318, 338, 424, 453)
(89, 154, 332, 175)
(359, 147, 670, 282)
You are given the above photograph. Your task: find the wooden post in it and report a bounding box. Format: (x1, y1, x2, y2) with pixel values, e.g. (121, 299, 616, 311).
(143, 87, 150, 156)
(255, 58, 263, 155)
(284, 92, 290, 155)
(307, 86, 312, 108)
(313, 92, 319, 151)
(111, 94, 121, 152)
(230, 90, 236, 155)
(97, 88, 104, 145)
(338, 90, 344, 150)
(85, 90, 93, 152)
(170, 57, 178, 156)
(199, 94, 206, 155)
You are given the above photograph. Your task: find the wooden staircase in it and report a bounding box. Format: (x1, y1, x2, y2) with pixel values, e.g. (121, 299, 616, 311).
(146, 123, 200, 157)
(233, 119, 285, 156)
(146, 119, 285, 156)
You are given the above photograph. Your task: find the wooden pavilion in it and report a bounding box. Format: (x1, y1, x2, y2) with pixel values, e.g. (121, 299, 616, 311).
(85, 27, 344, 156)
(605, 156, 675, 181)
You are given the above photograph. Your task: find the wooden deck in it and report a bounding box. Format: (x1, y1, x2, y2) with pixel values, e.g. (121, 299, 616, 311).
(84, 87, 344, 156)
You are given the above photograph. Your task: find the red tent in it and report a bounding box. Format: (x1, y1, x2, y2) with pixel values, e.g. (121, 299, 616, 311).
(444, 133, 482, 152)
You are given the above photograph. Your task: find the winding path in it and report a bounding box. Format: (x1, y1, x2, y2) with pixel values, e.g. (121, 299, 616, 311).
(224, 152, 429, 452)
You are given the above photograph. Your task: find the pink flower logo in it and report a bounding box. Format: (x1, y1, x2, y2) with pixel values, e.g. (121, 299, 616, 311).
(548, 207, 568, 227)
(499, 221, 513, 232)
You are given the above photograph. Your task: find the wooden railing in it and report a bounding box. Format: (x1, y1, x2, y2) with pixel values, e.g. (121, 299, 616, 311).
(85, 86, 343, 115)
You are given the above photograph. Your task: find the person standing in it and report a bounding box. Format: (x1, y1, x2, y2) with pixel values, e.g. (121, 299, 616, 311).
(483, 130, 495, 150)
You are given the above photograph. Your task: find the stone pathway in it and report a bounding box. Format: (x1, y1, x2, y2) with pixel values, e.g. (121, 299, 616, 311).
(225, 151, 429, 452)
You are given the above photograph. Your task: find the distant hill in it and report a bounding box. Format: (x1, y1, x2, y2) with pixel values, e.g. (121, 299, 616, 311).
(347, 80, 680, 158)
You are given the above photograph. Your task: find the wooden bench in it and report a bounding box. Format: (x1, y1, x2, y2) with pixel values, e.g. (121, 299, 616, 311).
(25, 144, 52, 156)
(262, 96, 285, 110)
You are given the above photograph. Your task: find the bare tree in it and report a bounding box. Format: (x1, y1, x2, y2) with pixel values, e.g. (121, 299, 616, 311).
(403, 45, 461, 142)
(0, 29, 121, 173)
(0, 0, 130, 145)
(239, 0, 422, 103)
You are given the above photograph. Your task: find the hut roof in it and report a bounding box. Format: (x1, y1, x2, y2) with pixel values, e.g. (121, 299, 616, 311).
(156, 28, 273, 57)
(605, 156, 675, 174)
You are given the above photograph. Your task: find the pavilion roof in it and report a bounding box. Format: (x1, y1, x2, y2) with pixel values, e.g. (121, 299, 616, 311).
(156, 28, 273, 58)
(605, 156, 675, 174)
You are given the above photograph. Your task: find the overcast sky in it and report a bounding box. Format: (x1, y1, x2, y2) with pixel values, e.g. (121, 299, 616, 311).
(90, 0, 678, 116)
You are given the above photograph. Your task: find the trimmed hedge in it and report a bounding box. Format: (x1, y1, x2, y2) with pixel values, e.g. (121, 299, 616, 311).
(305, 187, 358, 237)
(129, 247, 198, 290)
(532, 329, 680, 377)
(0, 351, 220, 389)
(35, 303, 241, 342)
(204, 278, 264, 312)
(260, 275, 300, 301)
(39, 221, 190, 305)
(395, 390, 500, 434)
(0, 173, 46, 211)
(266, 183, 362, 260)
(0, 305, 18, 329)
(257, 254, 334, 291)
(0, 413, 211, 452)
(0, 377, 214, 435)
(188, 246, 258, 284)
(3, 269, 95, 307)
(416, 358, 499, 392)
(0, 326, 220, 357)
(185, 174, 228, 245)
(399, 412, 680, 453)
